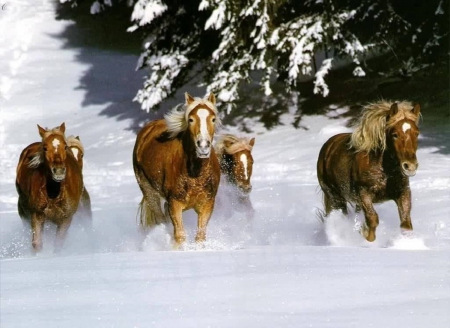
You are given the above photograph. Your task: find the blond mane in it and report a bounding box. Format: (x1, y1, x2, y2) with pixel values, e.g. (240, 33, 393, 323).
(349, 100, 420, 152)
(215, 134, 254, 156)
(67, 135, 84, 154)
(164, 96, 221, 139)
(40, 125, 66, 141)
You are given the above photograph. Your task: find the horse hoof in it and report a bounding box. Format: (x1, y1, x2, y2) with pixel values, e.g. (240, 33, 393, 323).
(359, 224, 376, 242)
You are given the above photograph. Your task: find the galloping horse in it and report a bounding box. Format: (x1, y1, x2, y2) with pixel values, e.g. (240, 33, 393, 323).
(133, 92, 221, 246)
(317, 101, 421, 242)
(67, 135, 93, 230)
(16, 123, 83, 252)
(214, 134, 255, 221)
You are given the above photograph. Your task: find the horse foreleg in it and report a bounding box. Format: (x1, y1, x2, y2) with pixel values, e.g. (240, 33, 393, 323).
(54, 217, 72, 253)
(395, 188, 413, 232)
(358, 191, 379, 242)
(167, 200, 186, 247)
(195, 202, 214, 244)
(31, 214, 44, 252)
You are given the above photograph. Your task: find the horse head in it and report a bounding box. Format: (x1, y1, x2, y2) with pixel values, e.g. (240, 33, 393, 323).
(217, 135, 255, 195)
(185, 92, 218, 158)
(37, 122, 69, 182)
(67, 135, 84, 169)
(386, 103, 421, 177)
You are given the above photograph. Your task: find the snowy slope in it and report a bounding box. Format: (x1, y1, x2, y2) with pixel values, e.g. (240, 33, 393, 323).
(1, 1, 449, 327)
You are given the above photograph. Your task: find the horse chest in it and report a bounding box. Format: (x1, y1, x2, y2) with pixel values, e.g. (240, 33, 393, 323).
(175, 174, 218, 205)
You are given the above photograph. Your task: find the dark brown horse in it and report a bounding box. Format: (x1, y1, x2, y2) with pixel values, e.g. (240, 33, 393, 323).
(133, 92, 221, 246)
(214, 134, 255, 221)
(317, 101, 421, 242)
(67, 135, 93, 230)
(16, 123, 83, 252)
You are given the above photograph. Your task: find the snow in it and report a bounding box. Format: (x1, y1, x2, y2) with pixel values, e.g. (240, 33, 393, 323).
(1, 1, 450, 327)
(131, 0, 168, 26)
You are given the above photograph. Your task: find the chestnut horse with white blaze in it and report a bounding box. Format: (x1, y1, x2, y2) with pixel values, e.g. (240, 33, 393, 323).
(317, 101, 421, 242)
(133, 92, 221, 246)
(214, 134, 255, 221)
(16, 123, 83, 252)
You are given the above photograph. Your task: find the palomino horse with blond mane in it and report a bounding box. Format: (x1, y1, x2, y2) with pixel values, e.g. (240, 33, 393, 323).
(214, 134, 255, 221)
(67, 135, 93, 230)
(16, 123, 83, 252)
(133, 92, 221, 246)
(317, 101, 421, 242)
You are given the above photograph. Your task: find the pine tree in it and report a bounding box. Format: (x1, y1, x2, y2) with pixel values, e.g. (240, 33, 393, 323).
(60, 0, 449, 115)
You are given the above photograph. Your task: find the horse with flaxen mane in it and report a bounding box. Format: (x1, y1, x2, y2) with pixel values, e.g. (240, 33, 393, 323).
(16, 123, 83, 252)
(133, 92, 221, 246)
(317, 101, 421, 242)
(214, 134, 255, 221)
(67, 135, 92, 230)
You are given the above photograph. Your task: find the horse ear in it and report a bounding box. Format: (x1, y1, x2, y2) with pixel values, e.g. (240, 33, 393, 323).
(412, 103, 421, 116)
(389, 103, 399, 116)
(185, 92, 195, 105)
(59, 122, 66, 133)
(207, 92, 216, 105)
(249, 138, 255, 147)
(75, 136, 80, 140)
(37, 124, 46, 137)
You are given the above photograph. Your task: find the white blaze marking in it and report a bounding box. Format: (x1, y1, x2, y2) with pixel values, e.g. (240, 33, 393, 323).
(402, 122, 411, 133)
(197, 108, 210, 142)
(71, 147, 79, 160)
(52, 138, 60, 153)
(240, 153, 248, 180)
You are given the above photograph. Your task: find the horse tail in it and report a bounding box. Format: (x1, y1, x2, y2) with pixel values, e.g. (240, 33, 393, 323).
(137, 197, 158, 230)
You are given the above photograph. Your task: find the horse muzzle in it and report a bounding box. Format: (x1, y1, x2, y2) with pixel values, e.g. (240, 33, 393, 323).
(237, 184, 252, 196)
(401, 161, 418, 177)
(196, 139, 212, 158)
(51, 167, 66, 181)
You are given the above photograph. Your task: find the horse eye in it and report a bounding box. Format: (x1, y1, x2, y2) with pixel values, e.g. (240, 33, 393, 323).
(212, 118, 216, 123)
(392, 133, 398, 139)
(43, 147, 48, 152)
(189, 118, 194, 123)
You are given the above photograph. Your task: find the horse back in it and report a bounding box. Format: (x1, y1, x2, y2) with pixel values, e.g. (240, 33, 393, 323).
(317, 133, 355, 196)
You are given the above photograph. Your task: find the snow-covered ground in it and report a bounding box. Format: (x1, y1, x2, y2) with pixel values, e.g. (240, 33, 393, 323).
(1, 1, 449, 327)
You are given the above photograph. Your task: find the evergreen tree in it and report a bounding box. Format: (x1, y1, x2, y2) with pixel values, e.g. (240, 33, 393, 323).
(60, 0, 449, 115)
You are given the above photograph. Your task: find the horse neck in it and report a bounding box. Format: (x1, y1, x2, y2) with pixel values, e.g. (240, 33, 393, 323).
(381, 146, 404, 176)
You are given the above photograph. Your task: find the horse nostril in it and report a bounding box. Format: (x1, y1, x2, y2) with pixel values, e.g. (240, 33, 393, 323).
(206, 141, 211, 147)
(402, 162, 409, 170)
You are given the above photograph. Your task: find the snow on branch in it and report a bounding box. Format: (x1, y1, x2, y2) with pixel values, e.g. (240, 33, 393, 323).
(134, 51, 189, 111)
(313, 58, 333, 96)
(131, 0, 167, 26)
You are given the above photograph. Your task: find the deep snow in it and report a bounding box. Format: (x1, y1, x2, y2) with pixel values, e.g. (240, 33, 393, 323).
(0, 1, 449, 327)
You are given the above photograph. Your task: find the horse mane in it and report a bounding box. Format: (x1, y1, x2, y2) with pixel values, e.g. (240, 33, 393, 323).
(164, 97, 221, 139)
(215, 134, 254, 156)
(28, 126, 68, 168)
(67, 135, 84, 153)
(349, 100, 420, 152)
(40, 125, 67, 141)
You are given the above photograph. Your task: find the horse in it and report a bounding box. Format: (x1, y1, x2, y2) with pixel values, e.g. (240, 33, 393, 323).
(133, 92, 221, 246)
(214, 134, 255, 221)
(317, 101, 421, 242)
(67, 135, 93, 230)
(16, 123, 83, 252)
